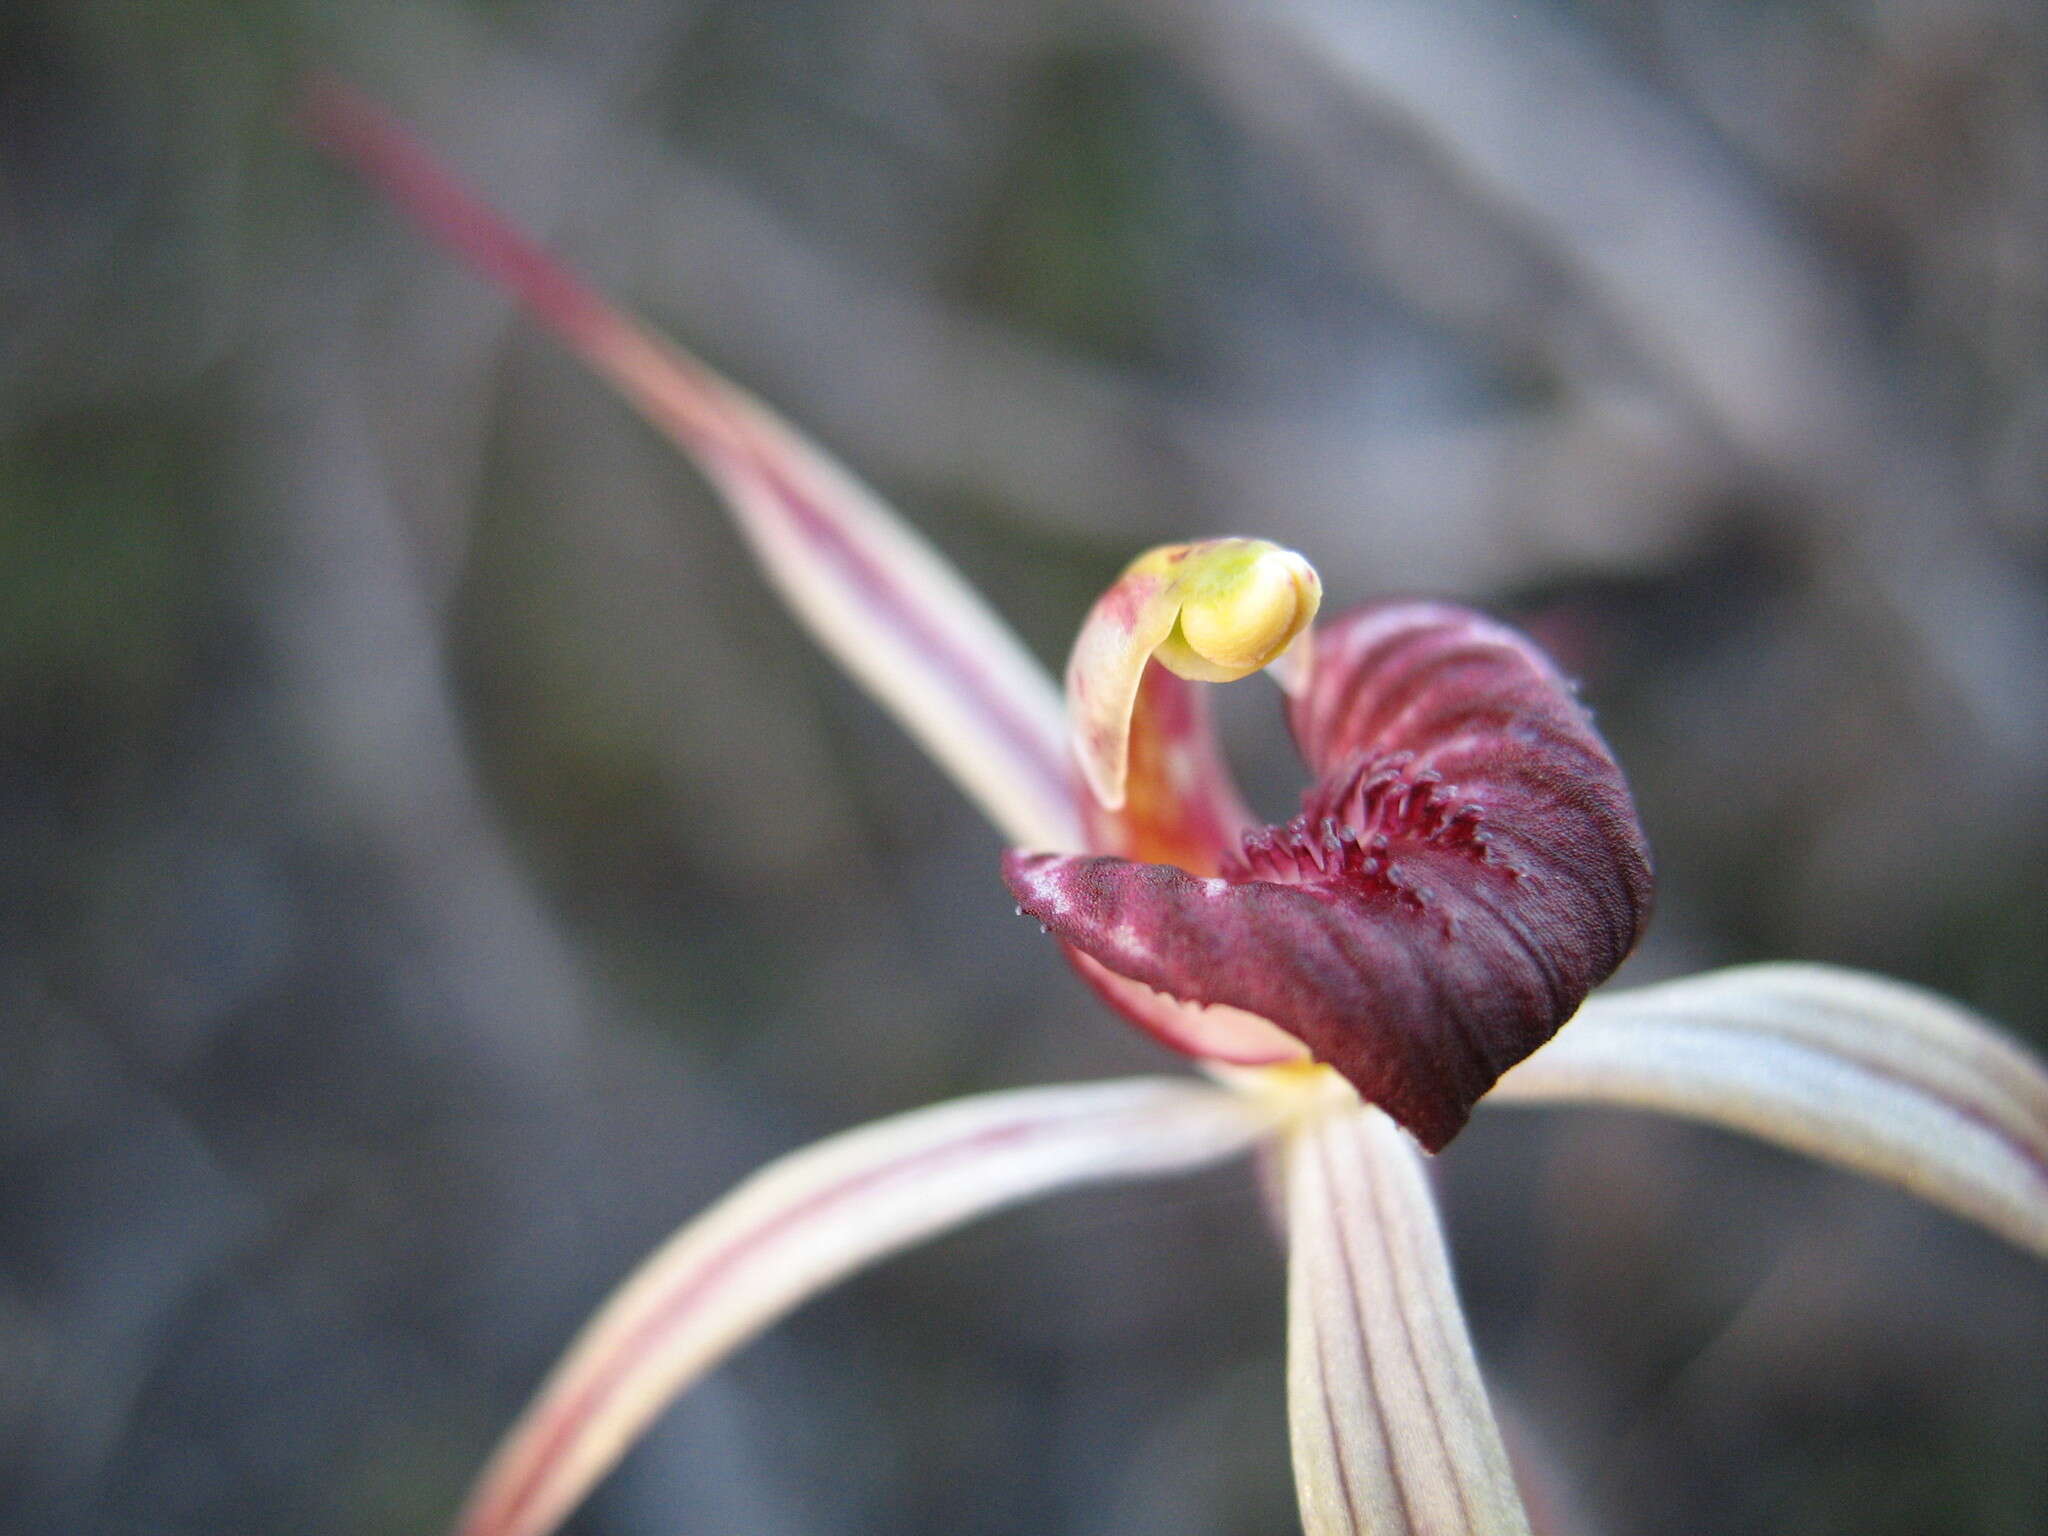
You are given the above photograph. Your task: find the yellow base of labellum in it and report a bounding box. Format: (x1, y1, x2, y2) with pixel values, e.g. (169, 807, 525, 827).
(1067, 538, 1321, 811)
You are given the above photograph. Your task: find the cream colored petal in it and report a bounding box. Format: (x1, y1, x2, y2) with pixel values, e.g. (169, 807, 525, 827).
(303, 82, 1079, 851)
(1285, 1097, 1531, 1536)
(1493, 963, 2048, 1259)
(594, 322, 1080, 849)
(451, 1078, 1278, 1536)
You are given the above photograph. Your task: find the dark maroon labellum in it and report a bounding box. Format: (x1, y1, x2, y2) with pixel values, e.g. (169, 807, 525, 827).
(1006, 602, 1654, 1151)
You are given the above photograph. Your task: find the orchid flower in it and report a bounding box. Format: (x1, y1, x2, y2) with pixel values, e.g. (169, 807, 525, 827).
(305, 83, 2048, 1536)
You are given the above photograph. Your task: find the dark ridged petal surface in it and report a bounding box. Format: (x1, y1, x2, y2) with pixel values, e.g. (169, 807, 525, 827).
(1007, 603, 1652, 1150)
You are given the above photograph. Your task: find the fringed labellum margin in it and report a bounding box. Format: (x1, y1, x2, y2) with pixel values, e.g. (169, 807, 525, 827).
(1010, 574, 1654, 1152)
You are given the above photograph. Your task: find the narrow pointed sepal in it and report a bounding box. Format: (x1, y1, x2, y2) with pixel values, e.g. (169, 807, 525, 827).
(1492, 963, 2048, 1259)
(449, 1079, 1278, 1536)
(302, 81, 1079, 851)
(1012, 603, 1653, 1150)
(1286, 1092, 1532, 1536)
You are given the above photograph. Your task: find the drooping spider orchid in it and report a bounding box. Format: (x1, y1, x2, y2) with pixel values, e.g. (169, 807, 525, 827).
(305, 81, 2048, 1536)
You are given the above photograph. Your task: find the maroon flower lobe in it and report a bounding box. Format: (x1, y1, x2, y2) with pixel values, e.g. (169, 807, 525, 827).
(1006, 602, 1653, 1151)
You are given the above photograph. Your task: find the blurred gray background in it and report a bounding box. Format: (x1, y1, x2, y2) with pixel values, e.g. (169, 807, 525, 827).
(4, 0, 2046, 1532)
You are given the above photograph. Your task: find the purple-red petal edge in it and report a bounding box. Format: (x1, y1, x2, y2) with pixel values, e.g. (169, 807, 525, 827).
(1007, 602, 1653, 1150)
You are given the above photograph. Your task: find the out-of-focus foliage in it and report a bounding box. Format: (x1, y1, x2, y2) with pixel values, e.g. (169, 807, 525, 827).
(2, 1, 2043, 1534)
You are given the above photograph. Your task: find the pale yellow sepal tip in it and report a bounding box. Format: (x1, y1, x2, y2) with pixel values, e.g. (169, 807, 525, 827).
(1068, 537, 1322, 811)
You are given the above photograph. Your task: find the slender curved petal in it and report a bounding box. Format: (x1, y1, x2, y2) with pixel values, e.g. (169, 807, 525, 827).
(452, 1078, 1279, 1536)
(301, 80, 1079, 851)
(1286, 1093, 1531, 1536)
(1491, 963, 2048, 1258)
